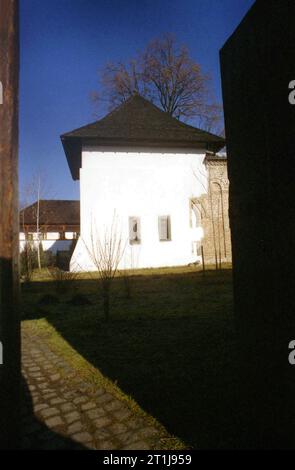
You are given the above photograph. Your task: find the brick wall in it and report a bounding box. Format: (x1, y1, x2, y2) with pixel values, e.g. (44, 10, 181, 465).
(195, 157, 232, 266)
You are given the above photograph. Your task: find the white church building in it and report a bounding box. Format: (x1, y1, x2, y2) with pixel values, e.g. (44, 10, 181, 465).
(61, 95, 225, 271)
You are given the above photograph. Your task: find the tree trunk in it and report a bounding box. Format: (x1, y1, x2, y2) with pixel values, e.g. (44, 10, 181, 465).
(102, 286, 110, 322)
(36, 181, 41, 270)
(0, 0, 20, 449)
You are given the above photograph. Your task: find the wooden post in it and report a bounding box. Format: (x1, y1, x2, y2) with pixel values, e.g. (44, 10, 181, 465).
(0, 0, 20, 449)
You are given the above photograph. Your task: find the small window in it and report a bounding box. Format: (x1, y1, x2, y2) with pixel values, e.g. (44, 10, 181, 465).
(158, 216, 171, 241)
(129, 217, 141, 244)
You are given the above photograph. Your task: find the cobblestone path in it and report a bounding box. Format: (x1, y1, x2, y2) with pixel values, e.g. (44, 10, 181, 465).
(21, 322, 177, 450)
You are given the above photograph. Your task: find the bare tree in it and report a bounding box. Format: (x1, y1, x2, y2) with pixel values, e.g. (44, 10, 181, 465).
(93, 34, 223, 134)
(83, 216, 126, 321)
(95, 60, 151, 111)
(20, 172, 56, 270)
(20, 171, 55, 209)
(47, 266, 79, 295)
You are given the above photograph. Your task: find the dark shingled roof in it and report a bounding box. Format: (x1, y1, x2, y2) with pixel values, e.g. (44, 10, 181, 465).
(61, 94, 225, 180)
(20, 200, 80, 227)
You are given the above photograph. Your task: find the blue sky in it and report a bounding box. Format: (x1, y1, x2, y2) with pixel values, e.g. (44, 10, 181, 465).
(20, 0, 255, 201)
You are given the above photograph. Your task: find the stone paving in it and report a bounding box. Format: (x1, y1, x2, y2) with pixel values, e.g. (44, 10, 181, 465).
(21, 322, 175, 450)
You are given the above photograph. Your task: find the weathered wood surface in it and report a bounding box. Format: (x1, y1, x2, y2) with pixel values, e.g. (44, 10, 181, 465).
(0, 0, 20, 449)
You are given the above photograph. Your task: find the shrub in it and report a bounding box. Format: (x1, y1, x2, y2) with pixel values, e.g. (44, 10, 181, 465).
(20, 242, 38, 282)
(47, 266, 79, 294)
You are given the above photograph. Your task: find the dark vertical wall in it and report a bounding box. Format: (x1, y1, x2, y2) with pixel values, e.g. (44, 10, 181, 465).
(0, 0, 20, 449)
(220, 0, 295, 448)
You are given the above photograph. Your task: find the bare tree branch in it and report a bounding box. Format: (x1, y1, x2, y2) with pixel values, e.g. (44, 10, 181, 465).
(82, 215, 126, 321)
(92, 34, 223, 135)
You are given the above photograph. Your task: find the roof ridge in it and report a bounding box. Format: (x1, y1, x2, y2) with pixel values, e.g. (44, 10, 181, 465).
(20, 199, 80, 210)
(61, 95, 145, 138)
(61, 94, 224, 140)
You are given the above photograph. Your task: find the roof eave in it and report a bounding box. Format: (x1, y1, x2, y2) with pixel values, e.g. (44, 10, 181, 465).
(61, 135, 225, 180)
(61, 136, 82, 181)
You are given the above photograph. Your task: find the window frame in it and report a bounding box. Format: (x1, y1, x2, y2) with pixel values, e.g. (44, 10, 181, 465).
(158, 215, 172, 242)
(129, 216, 141, 245)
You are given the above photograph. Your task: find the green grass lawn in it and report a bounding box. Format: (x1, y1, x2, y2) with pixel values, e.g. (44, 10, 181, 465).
(22, 265, 242, 449)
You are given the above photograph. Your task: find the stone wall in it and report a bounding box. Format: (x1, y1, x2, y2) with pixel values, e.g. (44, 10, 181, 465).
(194, 156, 232, 266)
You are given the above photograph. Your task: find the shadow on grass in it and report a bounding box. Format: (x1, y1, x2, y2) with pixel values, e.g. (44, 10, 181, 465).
(22, 269, 244, 449)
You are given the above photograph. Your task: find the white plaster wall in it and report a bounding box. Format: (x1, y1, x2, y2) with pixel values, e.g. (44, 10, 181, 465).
(20, 233, 75, 254)
(65, 232, 76, 240)
(71, 150, 208, 271)
(19, 232, 61, 241)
